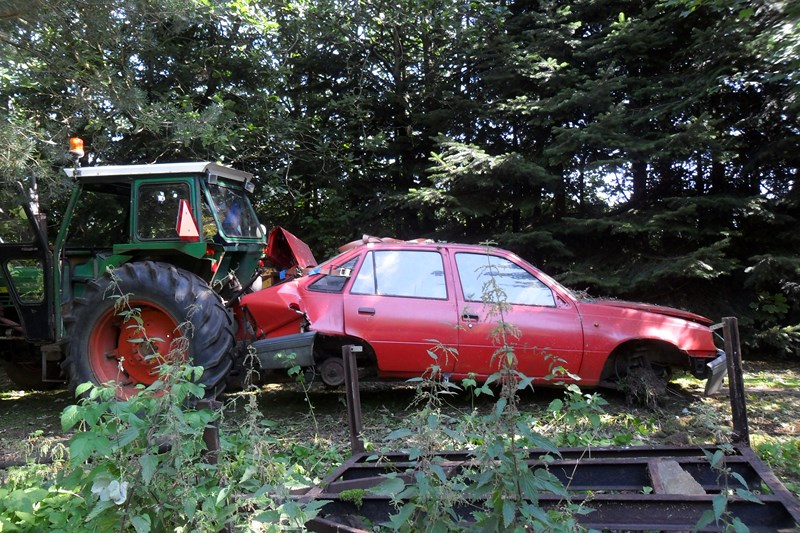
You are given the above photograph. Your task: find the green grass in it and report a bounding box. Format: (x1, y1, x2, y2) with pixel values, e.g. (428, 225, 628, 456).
(751, 434, 800, 495)
(744, 369, 800, 389)
(1, 360, 799, 503)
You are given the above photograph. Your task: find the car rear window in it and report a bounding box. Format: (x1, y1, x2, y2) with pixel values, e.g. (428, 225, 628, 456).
(455, 252, 555, 307)
(308, 257, 358, 293)
(351, 250, 447, 299)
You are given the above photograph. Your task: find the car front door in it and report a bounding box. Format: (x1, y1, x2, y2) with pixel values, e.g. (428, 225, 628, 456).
(343, 248, 459, 376)
(451, 251, 583, 380)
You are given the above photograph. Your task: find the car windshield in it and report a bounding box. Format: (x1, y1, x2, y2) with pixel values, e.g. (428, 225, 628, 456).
(207, 181, 261, 239)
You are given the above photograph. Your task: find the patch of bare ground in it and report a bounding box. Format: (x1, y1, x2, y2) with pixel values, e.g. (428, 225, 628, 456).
(0, 370, 71, 462)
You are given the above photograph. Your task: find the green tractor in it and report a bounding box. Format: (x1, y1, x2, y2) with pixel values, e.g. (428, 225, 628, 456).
(0, 157, 278, 398)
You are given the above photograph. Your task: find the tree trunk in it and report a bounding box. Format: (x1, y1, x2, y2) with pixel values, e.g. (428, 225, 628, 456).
(631, 160, 648, 205)
(710, 159, 726, 194)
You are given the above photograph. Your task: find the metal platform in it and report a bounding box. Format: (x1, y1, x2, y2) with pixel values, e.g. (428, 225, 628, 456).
(297, 444, 800, 531)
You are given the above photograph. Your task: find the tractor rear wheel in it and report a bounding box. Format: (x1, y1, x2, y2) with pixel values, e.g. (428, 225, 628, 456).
(62, 261, 234, 399)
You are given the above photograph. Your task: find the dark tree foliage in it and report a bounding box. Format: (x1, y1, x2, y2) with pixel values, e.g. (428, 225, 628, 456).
(420, 0, 800, 356)
(0, 0, 798, 356)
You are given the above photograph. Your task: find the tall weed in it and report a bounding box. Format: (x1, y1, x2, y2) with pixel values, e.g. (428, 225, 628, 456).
(371, 249, 594, 531)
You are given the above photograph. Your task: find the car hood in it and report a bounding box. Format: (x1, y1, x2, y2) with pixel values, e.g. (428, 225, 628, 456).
(586, 299, 713, 326)
(266, 227, 317, 270)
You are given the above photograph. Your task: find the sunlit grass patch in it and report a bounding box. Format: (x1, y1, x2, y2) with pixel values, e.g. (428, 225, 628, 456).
(751, 433, 800, 497)
(744, 368, 800, 389)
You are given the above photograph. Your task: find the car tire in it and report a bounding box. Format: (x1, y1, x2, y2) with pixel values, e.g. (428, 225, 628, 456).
(62, 261, 234, 399)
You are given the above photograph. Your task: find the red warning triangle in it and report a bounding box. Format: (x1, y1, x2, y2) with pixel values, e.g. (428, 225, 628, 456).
(176, 199, 200, 241)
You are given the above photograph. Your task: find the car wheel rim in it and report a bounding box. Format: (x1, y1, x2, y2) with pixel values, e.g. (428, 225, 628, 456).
(319, 357, 345, 387)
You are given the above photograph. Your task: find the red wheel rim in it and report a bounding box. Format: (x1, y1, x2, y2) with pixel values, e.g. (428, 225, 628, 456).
(88, 301, 183, 397)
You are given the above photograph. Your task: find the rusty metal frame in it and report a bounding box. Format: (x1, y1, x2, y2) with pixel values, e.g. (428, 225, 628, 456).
(295, 317, 800, 531)
(299, 445, 800, 531)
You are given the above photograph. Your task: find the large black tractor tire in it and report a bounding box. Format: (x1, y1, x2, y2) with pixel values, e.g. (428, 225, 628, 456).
(62, 261, 234, 399)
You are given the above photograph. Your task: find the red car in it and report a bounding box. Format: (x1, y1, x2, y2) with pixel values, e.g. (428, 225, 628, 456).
(240, 235, 723, 392)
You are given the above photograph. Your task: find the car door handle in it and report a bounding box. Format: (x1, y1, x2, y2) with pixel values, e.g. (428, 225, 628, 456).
(358, 307, 376, 316)
(462, 313, 479, 322)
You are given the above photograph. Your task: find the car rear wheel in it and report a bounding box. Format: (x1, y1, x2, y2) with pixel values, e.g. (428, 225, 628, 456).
(318, 356, 345, 388)
(63, 261, 234, 399)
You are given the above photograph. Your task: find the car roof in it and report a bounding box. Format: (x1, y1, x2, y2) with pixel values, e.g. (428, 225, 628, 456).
(337, 235, 505, 256)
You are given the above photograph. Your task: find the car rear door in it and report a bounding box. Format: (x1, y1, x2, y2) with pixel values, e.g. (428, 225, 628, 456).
(450, 250, 583, 380)
(342, 247, 459, 376)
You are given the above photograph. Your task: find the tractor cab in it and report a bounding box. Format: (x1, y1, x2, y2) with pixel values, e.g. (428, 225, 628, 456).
(60, 162, 266, 298)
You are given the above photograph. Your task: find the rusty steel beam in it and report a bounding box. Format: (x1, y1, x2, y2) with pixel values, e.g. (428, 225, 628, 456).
(343, 344, 365, 454)
(298, 446, 800, 531)
(305, 494, 797, 532)
(323, 456, 760, 493)
(723, 317, 750, 445)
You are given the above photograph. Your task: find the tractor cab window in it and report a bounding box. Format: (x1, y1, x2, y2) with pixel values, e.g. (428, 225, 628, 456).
(66, 185, 130, 248)
(136, 183, 192, 240)
(5, 259, 45, 302)
(136, 183, 191, 241)
(0, 207, 45, 302)
(206, 181, 261, 239)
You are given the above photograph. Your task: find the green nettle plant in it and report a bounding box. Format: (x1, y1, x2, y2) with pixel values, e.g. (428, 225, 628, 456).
(60, 367, 229, 532)
(55, 365, 329, 532)
(694, 445, 762, 533)
(372, 250, 593, 532)
(546, 384, 609, 448)
(375, 359, 471, 531)
(0, 279, 329, 532)
(464, 255, 589, 531)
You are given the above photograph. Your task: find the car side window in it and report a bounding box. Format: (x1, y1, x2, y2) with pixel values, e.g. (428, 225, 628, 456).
(455, 252, 555, 307)
(350, 252, 375, 294)
(351, 250, 447, 299)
